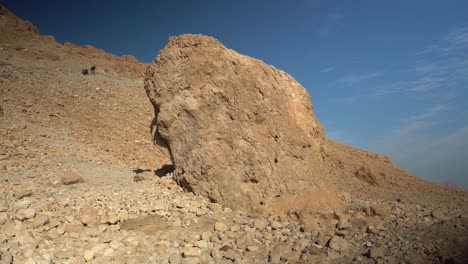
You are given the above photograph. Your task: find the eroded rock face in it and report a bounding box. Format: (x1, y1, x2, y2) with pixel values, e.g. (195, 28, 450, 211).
(145, 34, 331, 211)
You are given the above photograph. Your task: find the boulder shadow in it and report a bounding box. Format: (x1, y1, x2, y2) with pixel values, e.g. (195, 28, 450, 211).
(155, 164, 175, 177)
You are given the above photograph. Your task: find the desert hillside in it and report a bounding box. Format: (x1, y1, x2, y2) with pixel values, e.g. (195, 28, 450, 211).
(1, 5, 467, 264)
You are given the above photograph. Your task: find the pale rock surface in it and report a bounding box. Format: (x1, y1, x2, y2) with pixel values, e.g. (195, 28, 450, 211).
(145, 34, 338, 211)
(62, 171, 83, 185)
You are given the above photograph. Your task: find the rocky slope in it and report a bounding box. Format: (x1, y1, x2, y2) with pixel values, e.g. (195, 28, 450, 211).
(0, 5, 467, 264)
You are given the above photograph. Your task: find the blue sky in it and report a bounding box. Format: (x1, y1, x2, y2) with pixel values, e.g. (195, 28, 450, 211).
(3, 0, 468, 189)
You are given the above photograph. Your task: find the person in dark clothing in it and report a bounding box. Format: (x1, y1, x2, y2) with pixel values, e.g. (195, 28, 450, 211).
(82, 69, 89, 75)
(90, 66, 96, 75)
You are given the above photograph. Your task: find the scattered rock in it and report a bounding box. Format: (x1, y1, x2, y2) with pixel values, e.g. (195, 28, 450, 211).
(214, 222, 227, 232)
(31, 214, 49, 228)
(80, 213, 97, 227)
(336, 219, 351, 230)
(369, 204, 391, 217)
(367, 247, 385, 258)
(183, 247, 202, 257)
(328, 236, 350, 252)
(14, 189, 33, 199)
(133, 171, 155, 182)
(0, 212, 7, 225)
(247, 245, 259, 252)
(207, 203, 222, 213)
(355, 166, 382, 186)
(62, 171, 83, 185)
(83, 249, 94, 262)
(431, 209, 444, 220)
(253, 219, 268, 231)
(16, 208, 36, 220)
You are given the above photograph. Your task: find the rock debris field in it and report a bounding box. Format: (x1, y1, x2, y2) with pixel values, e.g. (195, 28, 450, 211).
(1, 5, 468, 264)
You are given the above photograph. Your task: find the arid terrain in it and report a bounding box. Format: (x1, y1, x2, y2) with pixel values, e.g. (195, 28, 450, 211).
(1, 5, 467, 264)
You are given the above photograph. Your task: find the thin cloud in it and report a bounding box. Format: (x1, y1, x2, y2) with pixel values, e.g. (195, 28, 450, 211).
(357, 25, 468, 97)
(329, 13, 344, 24)
(336, 72, 383, 85)
(321, 66, 335, 73)
(443, 26, 468, 52)
(317, 12, 344, 37)
(406, 105, 446, 122)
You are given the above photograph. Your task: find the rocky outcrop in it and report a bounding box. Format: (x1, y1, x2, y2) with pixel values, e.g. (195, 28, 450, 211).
(145, 34, 334, 211)
(0, 5, 39, 34)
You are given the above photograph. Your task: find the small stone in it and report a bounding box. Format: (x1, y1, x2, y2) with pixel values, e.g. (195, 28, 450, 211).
(190, 201, 202, 209)
(48, 219, 60, 228)
(431, 209, 444, 220)
(69, 232, 80, 238)
(169, 251, 183, 263)
(328, 236, 350, 252)
(14, 189, 33, 199)
(306, 244, 322, 255)
(62, 171, 83, 185)
(368, 247, 385, 258)
(47, 228, 61, 239)
(207, 203, 222, 213)
(0, 212, 7, 225)
(80, 214, 97, 227)
(253, 219, 268, 231)
(23, 208, 36, 219)
(0, 252, 13, 264)
(183, 246, 202, 257)
(103, 248, 115, 257)
(17, 230, 35, 245)
(133, 171, 154, 182)
(57, 225, 66, 235)
(31, 214, 49, 228)
(270, 221, 283, 230)
(83, 249, 94, 261)
(336, 219, 351, 230)
(109, 240, 123, 250)
(303, 220, 321, 232)
(214, 222, 227, 232)
(247, 245, 259, 252)
(154, 244, 168, 255)
(369, 204, 391, 217)
(14, 199, 32, 209)
(15, 209, 30, 221)
(66, 224, 84, 233)
(92, 243, 108, 255)
(105, 214, 119, 225)
(223, 249, 240, 261)
(201, 231, 211, 241)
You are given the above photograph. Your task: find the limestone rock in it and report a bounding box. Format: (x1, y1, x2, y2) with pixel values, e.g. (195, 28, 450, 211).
(214, 222, 227, 232)
(62, 171, 83, 185)
(431, 209, 444, 220)
(328, 236, 350, 252)
(83, 249, 94, 262)
(253, 219, 268, 231)
(368, 247, 385, 258)
(369, 204, 391, 217)
(31, 214, 49, 228)
(183, 246, 202, 257)
(145, 34, 331, 211)
(14, 189, 33, 199)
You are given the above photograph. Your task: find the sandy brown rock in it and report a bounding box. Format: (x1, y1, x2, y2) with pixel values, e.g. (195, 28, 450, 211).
(62, 171, 83, 185)
(145, 34, 335, 211)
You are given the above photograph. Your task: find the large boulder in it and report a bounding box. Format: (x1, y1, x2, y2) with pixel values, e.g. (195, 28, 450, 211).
(145, 34, 336, 211)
